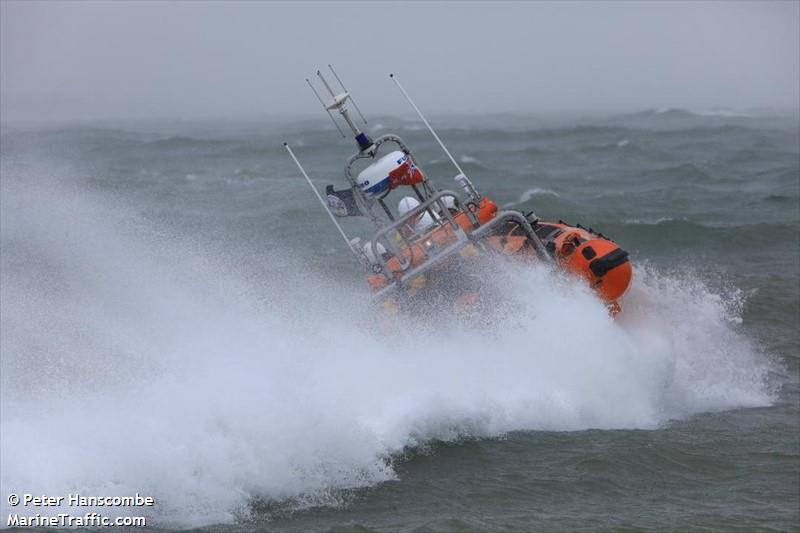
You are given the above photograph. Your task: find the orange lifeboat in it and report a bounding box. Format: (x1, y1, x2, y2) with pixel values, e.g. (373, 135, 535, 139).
(287, 70, 634, 318)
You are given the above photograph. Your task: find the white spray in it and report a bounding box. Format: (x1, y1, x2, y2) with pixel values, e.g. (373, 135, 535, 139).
(0, 173, 776, 527)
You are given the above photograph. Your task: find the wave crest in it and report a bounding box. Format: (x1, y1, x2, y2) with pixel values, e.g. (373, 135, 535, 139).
(0, 178, 777, 527)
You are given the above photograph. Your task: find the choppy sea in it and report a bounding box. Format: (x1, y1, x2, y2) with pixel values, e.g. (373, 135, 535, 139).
(1, 108, 798, 531)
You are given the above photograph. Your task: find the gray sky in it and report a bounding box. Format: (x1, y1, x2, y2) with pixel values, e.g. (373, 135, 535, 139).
(1, 1, 798, 122)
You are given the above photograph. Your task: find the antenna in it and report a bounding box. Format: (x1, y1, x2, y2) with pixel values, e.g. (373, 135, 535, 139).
(307, 78, 345, 137)
(284, 142, 359, 258)
(328, 64, 368, 125)
(305, 67, 374, 153)
(389, 73, 480, 199)
(316, 69, 337, 98)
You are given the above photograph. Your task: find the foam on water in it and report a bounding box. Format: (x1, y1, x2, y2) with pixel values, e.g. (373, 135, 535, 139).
(504, 187, 561, 207)
(0, 176, 777, 527)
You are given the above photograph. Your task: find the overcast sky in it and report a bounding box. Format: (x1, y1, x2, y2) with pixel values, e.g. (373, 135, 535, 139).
(1, 1, 798, 122)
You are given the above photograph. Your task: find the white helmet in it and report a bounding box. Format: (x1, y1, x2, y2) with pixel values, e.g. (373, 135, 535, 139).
(397, 196, 420, 217)
(397, 196, 440, 232)
(440, 195, 456, 210)
(415, 211, 438, 232)
(363, 241, 387, 263)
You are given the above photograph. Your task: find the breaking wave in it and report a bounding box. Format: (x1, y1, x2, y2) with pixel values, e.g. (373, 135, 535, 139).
(504, 187, 561, 207)
(0, 175, 776, 527)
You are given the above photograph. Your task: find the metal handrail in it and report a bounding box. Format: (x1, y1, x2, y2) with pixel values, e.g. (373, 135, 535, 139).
(370, 209, 552, 301)
(470, 210, 551, 261)
(370, 190, 469, 275)
(343, 134, 437, 226)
